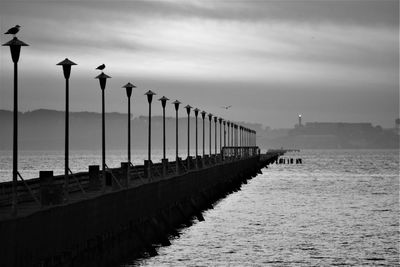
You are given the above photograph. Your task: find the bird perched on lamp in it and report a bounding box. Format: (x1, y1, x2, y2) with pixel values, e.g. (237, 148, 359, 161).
(4, 25, 20, 36)
(96, 64, 105, 70)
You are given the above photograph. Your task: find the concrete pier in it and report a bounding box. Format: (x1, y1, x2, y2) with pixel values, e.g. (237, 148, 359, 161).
(0, 149, 281, 267)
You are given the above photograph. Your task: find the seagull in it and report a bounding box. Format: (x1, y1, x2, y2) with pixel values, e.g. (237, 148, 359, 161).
(221, 105, 232, 110)
(96, 64, 105, 70)
(4, 25, 20, 36)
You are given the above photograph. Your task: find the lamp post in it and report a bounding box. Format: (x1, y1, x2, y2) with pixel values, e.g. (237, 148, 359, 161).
(232, 123, 234, 149)
(249, 129, 251, 147)
(57, 58, 77, 199)
(214, 116, 217, 156)
(201, 111, 206, 158)
(208, 114, 213, 157)
(194, 108, 200, 168)
(194, 108, 200, 157)
(122, 82, 136, 164)
(3, 36, 29, 215)
(226, 121, 231, 146)
(218, 118, 222, 155)
(223, 120, 226, 158)
(233, 124, 237, 158)
(244, 128, 246, 147)
(95, 71, 111, 191)
(173, 100, 181, 174)
(185, 105, 192, 170)
(251, 130, 254, 146)
(145, 90, 156, 179)
(245, 127, 247, 156)
(240, 126, 243, 157)
(158, 96, 169, 160)
(227, 121, 230, 157)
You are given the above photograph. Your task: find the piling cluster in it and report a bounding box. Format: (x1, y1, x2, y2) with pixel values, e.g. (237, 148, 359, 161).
(276, 158, 303, 164)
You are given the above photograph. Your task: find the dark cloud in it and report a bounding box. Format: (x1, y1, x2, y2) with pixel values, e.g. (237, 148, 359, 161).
(1, 0, 398, 28)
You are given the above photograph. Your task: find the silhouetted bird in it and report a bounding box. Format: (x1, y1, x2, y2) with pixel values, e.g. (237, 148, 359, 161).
(221, 105, 232, 110)
(4, 25, 20, 36)
(96, 64, 105, 70)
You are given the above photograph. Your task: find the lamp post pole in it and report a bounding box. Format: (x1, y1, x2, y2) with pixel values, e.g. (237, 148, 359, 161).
(3, 36, 29, 215)
(201, 111, 206, 158)
(194, 108, 199, 158)
(159, 96, 169, 177)
(173, 100, 181, 174)
(208, 114, 213, 157)
(145, 90, 156, 179)
(218, 118, 222, 155)
(241, 126, 243, 157)
(194, 108, 200, 168)
(239, 126, 241, 157)
(246, 128, 248, 147)
(227, 121, 230, 157)
(223, 120, 226, 159)
(232, 123, 234, 149)
(122, 83, 136, 164)
(57, 58, 77, 200)
(158, 96, 169, 160)
(95, 71, 111, 191)
(185, 105, 192, 170)
(234, 124, 237, 157)
(214, 116, 217, 156)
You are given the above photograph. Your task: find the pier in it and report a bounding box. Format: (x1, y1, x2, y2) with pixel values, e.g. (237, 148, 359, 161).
(0, 149, 283, 267)
(0, 31, 288, 267)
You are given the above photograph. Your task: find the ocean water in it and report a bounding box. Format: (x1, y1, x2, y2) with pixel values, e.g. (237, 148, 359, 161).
(125, 149, 399, 266)
(0, 149, 399, 266)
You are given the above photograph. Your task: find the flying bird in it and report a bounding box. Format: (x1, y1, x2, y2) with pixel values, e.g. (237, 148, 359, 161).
(4, 25, 20, 36)
(96, 64, 105, 70)
(221, 105, 232, 110)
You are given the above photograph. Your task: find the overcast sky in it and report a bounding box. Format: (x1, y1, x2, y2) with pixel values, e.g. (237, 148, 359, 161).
(0, 0, 398, 128)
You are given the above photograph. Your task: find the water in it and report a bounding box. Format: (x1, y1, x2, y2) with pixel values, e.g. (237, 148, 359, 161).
(127, 149, 399, 266)
(1, 149, 399, 266)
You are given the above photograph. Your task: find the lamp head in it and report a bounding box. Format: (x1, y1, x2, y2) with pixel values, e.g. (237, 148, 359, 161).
(158, 96, 169, 108)
(122, 82, 136, 98)
(172, 100, 181, 111)
(95, 72, 111, 90)
(144, 90, 156, 104)
(57, 58, 77, 80)
(184, 105, 192, 115)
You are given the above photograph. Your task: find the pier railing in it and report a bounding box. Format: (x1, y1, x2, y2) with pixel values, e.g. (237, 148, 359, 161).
(0, 147, 259, 209)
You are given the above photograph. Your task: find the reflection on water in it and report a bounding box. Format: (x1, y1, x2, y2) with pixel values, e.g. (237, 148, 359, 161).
(127, 150, 399, 266)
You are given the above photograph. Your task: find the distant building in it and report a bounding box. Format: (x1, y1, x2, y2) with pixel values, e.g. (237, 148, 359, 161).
(396, 118, 400, 135)
(295, 114, 303, 128)
(287, 122, 391, 148)
(290, 122, 378, 136)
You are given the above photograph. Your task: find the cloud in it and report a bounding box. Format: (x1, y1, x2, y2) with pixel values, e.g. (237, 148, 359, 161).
(0, 0, 398, 128)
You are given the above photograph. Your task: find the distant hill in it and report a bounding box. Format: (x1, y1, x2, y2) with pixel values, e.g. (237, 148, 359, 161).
(259, 122, 399, 149)
(0, 109, 254, 150)
(0, 109, 398, 150)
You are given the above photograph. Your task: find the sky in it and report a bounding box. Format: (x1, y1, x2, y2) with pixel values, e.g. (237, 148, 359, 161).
(0, 0, 398, 129)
